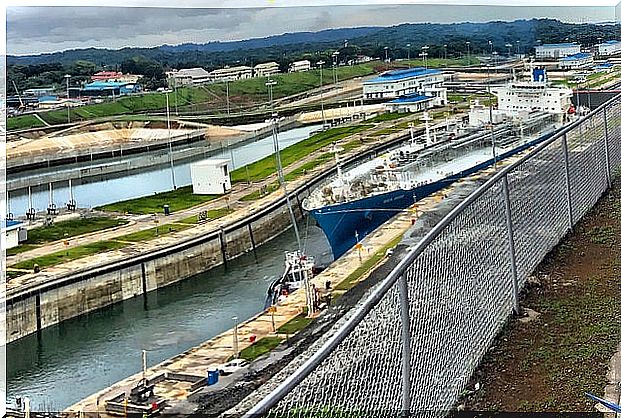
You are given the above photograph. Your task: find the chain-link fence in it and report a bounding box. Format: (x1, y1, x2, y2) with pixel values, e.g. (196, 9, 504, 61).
(244, 94, 621, 417)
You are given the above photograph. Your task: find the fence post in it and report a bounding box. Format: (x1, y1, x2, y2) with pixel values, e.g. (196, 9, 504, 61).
(501, 175, 520, 315)
(603, 106, 612, 189)
(397, 274, 412, 414)
(561, 133, 574, 230)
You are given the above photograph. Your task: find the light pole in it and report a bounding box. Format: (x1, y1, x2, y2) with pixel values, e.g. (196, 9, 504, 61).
(266, 79, 302, 251)
(406, 43, 411, 68)
(165, 91, 177, 190)
(466, 41, 471, 66)
(174, 77, 178, 115)
(443, 44, 448, 63)
(488, 40, 493, 56)
(421, 45, 429, 69)
(486, 64, 497, 168)
(505, 43, 512, 57)
(384, 46, 389, 63)
(516, 40, 520, 57)
(332, 51, 340, 84)
(232, 316, 239, 358)
(64, 74, 71, 123)
(317, 60, 326, 128)
(225, 79, 230, 115)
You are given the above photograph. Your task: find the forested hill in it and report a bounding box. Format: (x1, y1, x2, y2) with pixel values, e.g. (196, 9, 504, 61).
(8, 27, 382, 66)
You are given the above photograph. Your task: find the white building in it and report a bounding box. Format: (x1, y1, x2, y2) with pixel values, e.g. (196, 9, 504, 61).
(254, 62, 280, 77)
(362, 67, 447, 106)
(3, 220, 26, 249)
(384, 94, 433, 113)
(558, 52, 594, 70)
(492, 68, 573, 115)
(167, 68, 212, 87)
(289, 60, 311, 73)
(191, 159, 231, 195)
(535, 43, 581, 59)
(211, 66, 253, 82)
(597, 40, 621, 56)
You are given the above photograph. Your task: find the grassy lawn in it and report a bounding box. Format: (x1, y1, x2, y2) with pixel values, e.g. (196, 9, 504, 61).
(335, 233, 404, 292)
(97, 186, 220, 214)
(231, 125, 371, 184)
(6, 244, 39, 257)
(7, 114, 47, 131)
(8, 62, 378, 131)
(24, 217, 128, 244)
(364, 112, 410, 124)
(178, 208, 234, 224)
(11, 240, 127, 270)
(116, 223, 193, 242)
(239, 182, 280, 202)
(277, 313, 313, 335)
(237, 336, 284, 361)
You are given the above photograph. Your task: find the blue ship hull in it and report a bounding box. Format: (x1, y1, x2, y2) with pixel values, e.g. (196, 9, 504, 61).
(310, 131, 555, 260)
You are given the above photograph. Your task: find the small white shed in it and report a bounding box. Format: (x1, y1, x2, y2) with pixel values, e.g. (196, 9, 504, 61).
(4, 219, 26, 249)
(191, 159, 231, 195)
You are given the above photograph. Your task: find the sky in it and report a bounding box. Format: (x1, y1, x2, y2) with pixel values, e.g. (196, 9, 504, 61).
(6, 1, 620, 56)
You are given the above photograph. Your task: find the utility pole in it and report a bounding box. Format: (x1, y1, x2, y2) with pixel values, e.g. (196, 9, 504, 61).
(466, 41, 471, 66)
(64, 74, 71, 123)
(317, 60, 326, 128)
(486, 64, 497, 168)
(407, 43, 411, 68)
(166, 91, 177, 190)
(332, 51, 340, 84)
(225, 79, 230, 115)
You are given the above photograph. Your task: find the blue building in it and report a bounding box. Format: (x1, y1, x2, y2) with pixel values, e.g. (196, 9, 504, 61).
(81, 81, 142, 97)
(362, 67, 446, 106)
(559, 52, 594, 70)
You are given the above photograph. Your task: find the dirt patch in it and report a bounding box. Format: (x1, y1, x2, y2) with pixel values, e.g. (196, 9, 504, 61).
(459, 178, 621, 413)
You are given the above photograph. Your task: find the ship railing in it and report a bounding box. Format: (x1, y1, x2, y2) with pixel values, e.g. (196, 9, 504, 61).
(242, 94, 621, 416)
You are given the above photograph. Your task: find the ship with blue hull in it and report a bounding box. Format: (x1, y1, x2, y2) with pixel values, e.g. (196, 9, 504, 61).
(306, 124, 557, 259)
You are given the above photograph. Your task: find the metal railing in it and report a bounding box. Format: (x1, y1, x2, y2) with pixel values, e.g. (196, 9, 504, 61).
(244, 94, 621, 416)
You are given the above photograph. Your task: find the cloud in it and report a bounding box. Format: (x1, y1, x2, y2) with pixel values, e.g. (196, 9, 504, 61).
(7, 4, 616, 55)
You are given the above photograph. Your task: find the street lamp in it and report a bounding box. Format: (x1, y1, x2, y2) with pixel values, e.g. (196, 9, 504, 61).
(516, 40, 520, 57)
(421, 45, 429, 69)
(488, 40, 493, 56)
(174, 77, 178, 116)
(384, 46, 389, 63)
(443, 44, 448, 64)
(225, 79, 230, 115)
(232, 316, 239, 358)
(317, 60, 326, 128)
(406, 43, 411, 68)
(466, 41, 471, 66)
(64, 74, 71, 123)
(165, 90, 177, 190)
(505, 43, 512, 57)
(486, 64, 497, 168)
(332, 51, 340, 84)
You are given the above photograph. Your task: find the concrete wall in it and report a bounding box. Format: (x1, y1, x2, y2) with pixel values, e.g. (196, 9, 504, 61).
(6, 193, 306, 343)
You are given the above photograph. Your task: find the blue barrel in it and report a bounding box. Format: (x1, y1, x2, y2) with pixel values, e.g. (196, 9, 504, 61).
(207, 369, 219, 386)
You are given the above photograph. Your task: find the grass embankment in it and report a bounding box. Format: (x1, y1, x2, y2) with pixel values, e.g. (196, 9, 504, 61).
(461, 176, 621, 412)
(335, 232, 405, 292)
(237, 336, 284, 362)
(277, 313, 314, 335)
(6, 217, 128, 257)
(97, 186, 219, 215)
(10, 221, 193, 271)
(8, 62, 377, 131)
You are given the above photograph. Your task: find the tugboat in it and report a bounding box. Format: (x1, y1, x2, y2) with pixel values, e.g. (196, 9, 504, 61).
(265, 250, 315, 308)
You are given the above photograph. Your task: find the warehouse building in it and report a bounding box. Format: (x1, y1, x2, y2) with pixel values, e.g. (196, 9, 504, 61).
(535, 43, 581, 59)
(558, 52, 594, 70)
(362, 67, 447, 106)
(254, 62, 280, 77)
(596, 40, 621, 56)
(166, 68, 211, 87)
(211, 66, 253, 82)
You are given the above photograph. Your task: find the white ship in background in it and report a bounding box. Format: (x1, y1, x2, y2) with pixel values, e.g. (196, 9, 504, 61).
(304, 68, 574, 259)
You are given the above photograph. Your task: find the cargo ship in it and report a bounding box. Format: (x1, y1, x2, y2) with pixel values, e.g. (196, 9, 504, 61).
(303, 68, 573, 259)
